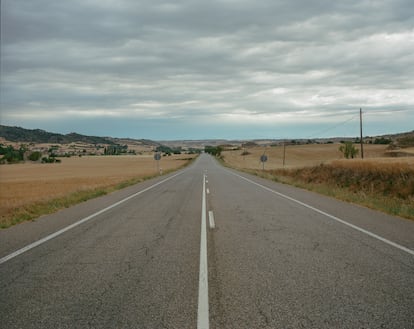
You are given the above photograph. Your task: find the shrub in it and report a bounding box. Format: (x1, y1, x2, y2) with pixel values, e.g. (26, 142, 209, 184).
(270, 161, 414, 200)
(339, 142, 359, 159)
(374, 137, 392, 145)
(29, 151, 42, 161)
(41, 156, 60, 163)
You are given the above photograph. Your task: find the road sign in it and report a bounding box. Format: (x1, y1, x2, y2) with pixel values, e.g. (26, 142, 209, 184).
(260, 154, 268, 171)
(154, 152, 162, 174)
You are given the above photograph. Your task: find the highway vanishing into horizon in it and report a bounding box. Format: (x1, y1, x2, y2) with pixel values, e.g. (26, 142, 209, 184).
(1, 154, 413, 328)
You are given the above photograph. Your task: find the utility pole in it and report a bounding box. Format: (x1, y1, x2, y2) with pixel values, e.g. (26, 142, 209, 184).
(283, 140, 286, 167)
(360, 108, 364, 159)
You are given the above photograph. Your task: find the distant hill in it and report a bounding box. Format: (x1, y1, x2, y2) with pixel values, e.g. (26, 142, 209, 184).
(0, 125, 117, 144)
(0, 125, 164, 149)
(1, 124, 412, 148)
(382, 131, 414, 148)
(107, 137, 161, 147)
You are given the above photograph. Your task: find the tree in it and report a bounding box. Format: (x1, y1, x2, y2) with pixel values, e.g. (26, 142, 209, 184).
(29, 151, 42, 161)
(339, 142, 359, 159)
(104, 144, 128, 155)
(204, 146, 222, 156)
(373, 137, 392, 145)
(0, 145, 25, 163)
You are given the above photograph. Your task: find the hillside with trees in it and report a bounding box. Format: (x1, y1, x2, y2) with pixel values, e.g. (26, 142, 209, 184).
(0, 125, 116, 145)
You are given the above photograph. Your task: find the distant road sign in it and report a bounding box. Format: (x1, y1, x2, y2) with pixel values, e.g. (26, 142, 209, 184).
(260, 155, 268, 162)
(154, 153, 161, 161)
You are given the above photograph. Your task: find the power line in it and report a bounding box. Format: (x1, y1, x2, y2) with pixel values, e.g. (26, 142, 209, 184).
(364, 108, 411, 116)
(306, 114, 359, 139)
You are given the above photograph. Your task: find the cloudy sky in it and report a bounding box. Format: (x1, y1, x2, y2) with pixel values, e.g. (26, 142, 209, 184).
(1, 0, 413, 140)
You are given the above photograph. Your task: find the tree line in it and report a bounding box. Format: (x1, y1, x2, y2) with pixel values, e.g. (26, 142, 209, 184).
(0, 144, 60, 164)
(204, 146, 222, 156)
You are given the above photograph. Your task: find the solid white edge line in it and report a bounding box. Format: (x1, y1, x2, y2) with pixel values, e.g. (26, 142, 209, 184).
(208, 211, 215, 229)
(228, 170, 414, 257)
(197, 174, 210, 329)
(0, 171, 185, 265)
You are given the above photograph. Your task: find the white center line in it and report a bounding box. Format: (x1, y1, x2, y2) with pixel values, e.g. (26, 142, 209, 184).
(0, 171, 185, 265)
(197, 174, 210, 329)
(206, 188, 210, 194)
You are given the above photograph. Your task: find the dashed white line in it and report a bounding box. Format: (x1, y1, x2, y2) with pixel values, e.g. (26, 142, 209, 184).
(197, 174, 210, 329)
(206, 188, 210, 194)
(208, 211, 215, 229)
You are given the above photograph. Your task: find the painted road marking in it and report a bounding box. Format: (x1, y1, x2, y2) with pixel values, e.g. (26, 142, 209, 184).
(229, 170, 414, 257)
(0, 171, 185, 265)
(206, 188, 210, 194)
(208, 211, 215, 229)
(197, 174, 209, 329)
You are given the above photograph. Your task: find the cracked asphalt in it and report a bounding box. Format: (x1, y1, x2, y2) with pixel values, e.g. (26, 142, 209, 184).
(1, 154, 413, 328)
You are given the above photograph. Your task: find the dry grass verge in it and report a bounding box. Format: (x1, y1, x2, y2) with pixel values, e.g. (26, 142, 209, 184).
(246, 160, 414, 220)
(221, 144, 414, 220)
(0, 155, 197, 228)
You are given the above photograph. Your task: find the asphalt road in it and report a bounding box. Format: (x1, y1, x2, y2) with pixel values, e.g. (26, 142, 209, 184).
(1, 154, 413, 328)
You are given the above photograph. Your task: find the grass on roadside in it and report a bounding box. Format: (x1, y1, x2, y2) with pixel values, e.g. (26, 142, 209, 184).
(227, 160, 414, 220)
(1, 188, 109, 229)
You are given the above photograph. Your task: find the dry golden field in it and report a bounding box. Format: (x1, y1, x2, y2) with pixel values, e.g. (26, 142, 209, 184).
(222, 143, 414, 219)
(0, 154, 196, 227)
(223, 143, 414, 170)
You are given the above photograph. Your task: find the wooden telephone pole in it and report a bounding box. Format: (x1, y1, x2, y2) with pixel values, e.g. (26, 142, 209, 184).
(360, 108, 364, 159)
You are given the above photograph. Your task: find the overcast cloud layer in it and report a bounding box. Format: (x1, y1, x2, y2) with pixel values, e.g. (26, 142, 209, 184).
(1, 0, 413, 140)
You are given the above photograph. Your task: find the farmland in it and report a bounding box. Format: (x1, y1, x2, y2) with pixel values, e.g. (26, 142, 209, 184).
(0, 154, 196, 228)
(222, 143, 414, 170)
(222, 143, 414, 220)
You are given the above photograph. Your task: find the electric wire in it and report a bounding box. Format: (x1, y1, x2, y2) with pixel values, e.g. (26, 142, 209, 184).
(306, 114, 359, 139)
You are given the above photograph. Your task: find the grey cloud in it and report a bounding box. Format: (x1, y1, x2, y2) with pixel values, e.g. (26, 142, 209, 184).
(1, 0, 413, 139)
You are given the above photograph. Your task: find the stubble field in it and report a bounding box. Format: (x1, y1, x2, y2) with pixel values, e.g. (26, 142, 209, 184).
(0, 154, 196, 228)
(223, 143, 414, 170)
(222, 144, 414, 220)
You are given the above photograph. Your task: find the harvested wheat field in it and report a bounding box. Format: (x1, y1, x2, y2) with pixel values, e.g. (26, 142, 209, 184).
(223, 143, 414, 170)
(0, 154, 196, 227)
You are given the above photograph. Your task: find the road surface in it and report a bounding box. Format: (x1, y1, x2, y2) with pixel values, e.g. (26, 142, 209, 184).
(1, 154, 413, 328)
